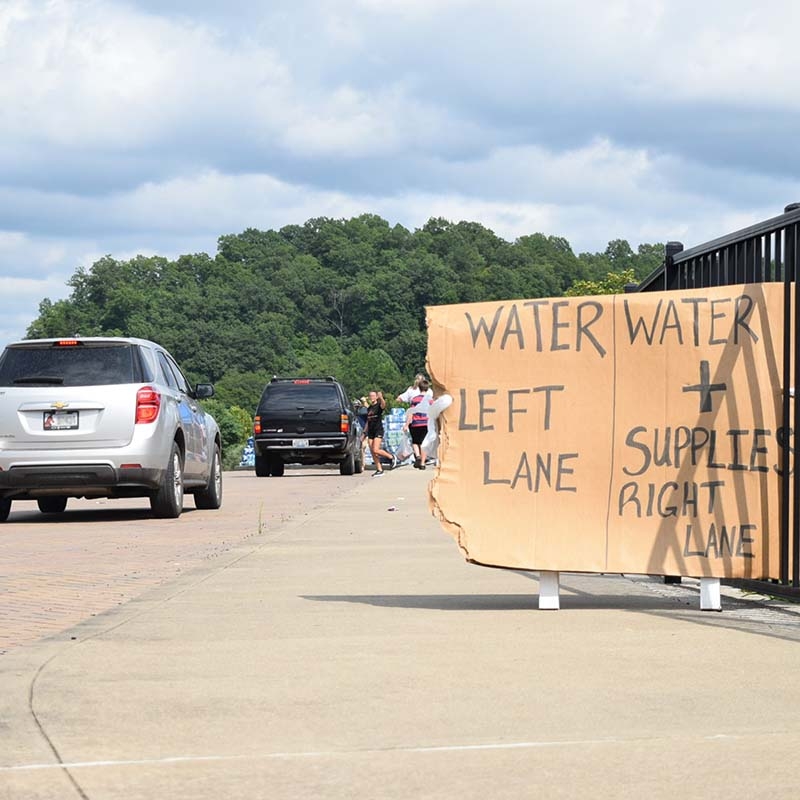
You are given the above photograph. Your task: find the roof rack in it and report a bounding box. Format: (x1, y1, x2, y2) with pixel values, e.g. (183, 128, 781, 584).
(270, 376, 337, 383)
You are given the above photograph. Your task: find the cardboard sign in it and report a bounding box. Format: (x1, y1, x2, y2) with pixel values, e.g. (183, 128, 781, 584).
(427, 283, 789, 579)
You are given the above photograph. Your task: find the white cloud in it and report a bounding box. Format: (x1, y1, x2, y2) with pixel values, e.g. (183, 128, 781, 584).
(2, 0, 800, 344)
(0, 230, 86, 276)
(0, 275, 70, 345)
(0, 0, 290, 151)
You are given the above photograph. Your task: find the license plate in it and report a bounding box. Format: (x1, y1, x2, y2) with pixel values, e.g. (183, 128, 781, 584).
(44, 411, 79, 430)
(292, 438, 308, 448)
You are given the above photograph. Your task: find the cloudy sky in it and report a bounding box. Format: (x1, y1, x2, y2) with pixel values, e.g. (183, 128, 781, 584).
(2, 0, 799, 344)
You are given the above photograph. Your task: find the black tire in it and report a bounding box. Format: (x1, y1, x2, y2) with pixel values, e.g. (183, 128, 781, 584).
(339, 451, 355, 475)
(194, 444, 222, 510)
(354, 451, 364, 474)
(37, 497, 68, 514)
(255, 453, 269, 477)
(270, 458, 285, 477)
(0, 498, 10, 522)
(150, 442, 184, 518)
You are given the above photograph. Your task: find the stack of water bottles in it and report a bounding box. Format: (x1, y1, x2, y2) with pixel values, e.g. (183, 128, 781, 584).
(363, 408, 411, 467)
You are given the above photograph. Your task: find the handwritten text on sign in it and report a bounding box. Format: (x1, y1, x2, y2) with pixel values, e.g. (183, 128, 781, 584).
(427, 284, 787, 579)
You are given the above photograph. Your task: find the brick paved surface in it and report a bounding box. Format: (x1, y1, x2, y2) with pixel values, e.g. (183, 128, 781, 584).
(0, 468, 362, 655)
(4, 466, 800, 800)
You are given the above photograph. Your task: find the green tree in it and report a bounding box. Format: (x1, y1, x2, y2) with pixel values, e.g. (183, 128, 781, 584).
(200, 399, 243, 451)
(564, 268, 638, 297)
(295, 335, 345, 378)
(339, 347, 403, 400)
(214, 370, 272, 412)
(24, 214, 666, 457)
(605, 239, 635, 269)
(633, 243, 665, 280)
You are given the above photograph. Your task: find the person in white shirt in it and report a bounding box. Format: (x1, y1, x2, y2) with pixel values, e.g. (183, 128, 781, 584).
(402, 379, 432, 469)
(396, 373, 433, 403)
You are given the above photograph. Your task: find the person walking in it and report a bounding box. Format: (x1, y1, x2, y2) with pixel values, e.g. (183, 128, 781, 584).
(364, 390, 396, 476)
(396, 373, 433, 404)
(402, 378, 431, 469)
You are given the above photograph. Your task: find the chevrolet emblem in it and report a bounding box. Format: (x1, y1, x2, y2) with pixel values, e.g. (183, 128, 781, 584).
(53, 401, 69, 409)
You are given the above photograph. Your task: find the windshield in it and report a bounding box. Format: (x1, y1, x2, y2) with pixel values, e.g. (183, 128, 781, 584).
(0, 344, 137, 387)
(261, 383, 341, 411)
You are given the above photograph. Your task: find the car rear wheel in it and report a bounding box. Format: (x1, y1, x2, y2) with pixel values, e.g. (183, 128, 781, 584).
(194, 444, 222, 509)
(255, 453, 269, 477)
(354, 451, 364, 474)
(0, 498, 10, 522)
(269, 458, 285, 477)
(150, 442, 184, 518)
(340, 451, 355, 475)
(37, 497, 68, 514)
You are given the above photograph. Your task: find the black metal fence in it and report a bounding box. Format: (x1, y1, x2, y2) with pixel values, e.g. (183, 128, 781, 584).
(636, 203, 800, 591)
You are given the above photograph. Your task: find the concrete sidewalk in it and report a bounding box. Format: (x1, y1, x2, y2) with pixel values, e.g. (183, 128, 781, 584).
(2, 466, 800, 799)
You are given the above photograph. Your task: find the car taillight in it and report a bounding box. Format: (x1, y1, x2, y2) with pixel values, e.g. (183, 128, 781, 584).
(136, 386, 161, 424)
(340, 414, 349, 433)
(254, 415, 262, 434)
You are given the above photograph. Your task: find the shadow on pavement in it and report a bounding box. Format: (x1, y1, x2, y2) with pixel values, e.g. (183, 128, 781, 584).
(301, 592, 682, 612)
(304, 587, 800, 642)
(5, 507, 199, 524)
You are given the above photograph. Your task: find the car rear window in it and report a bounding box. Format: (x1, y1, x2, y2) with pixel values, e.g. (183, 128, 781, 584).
(0, 344, 137, 387)
(261, 383, 341, 411)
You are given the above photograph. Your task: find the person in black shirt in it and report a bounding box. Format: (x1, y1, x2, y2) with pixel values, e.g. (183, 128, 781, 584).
(364, 390, 396, 476)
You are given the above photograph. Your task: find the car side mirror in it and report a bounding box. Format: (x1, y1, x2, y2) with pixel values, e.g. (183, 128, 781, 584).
(194, 383, 214, 399)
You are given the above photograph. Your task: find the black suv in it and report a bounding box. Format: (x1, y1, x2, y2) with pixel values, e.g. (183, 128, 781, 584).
(252, 377, 363, 476)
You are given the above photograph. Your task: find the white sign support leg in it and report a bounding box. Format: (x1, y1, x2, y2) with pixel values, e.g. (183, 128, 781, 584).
(538, 571, 560, 610)
(700, 577, 721, 611)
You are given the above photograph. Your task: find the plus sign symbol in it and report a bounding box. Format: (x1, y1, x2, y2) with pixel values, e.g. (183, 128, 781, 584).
(683, 360, 727, 413)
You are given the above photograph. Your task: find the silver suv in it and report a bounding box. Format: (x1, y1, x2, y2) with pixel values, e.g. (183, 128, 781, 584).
(0, 337, 222, 521)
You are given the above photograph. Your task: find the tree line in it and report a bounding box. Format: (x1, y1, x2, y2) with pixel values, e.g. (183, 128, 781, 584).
(27, 215, 664, 464)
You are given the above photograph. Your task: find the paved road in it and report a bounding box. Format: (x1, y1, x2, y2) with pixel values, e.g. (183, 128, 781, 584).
(0, 468, 361, 655)
(2, 466, 800, 799)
